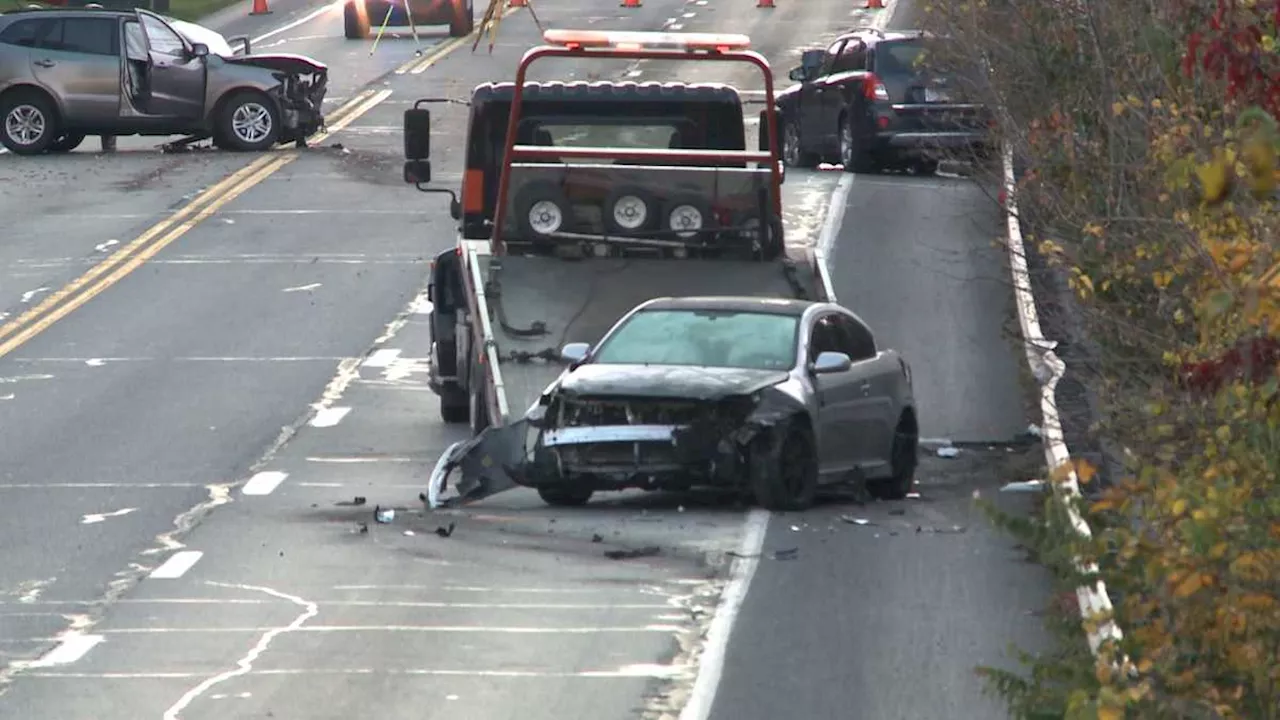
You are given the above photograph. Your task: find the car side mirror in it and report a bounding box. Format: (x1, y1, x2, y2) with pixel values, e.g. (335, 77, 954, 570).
(190, 42, 209, 58)
(812, 351, 852, 375)
(403, 159, 431, 184)
(227, 35, 251, 54)
(404, 107, 431, 160)
(788, 66, 811, 82)
(560, 342, 590, 364)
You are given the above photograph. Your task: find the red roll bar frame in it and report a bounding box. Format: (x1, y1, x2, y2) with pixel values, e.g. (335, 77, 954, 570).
(490, 31, 781, 254)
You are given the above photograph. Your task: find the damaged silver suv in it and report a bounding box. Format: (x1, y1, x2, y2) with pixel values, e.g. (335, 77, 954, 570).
(0, 6, 327, 154)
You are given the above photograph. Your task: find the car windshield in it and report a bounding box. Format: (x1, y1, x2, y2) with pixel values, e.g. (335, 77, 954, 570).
(591, 309, 799, 371)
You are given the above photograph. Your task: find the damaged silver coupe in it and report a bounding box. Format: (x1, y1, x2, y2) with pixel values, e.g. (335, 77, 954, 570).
(0, 7, 326, 154)
(430, 296, 920, 511)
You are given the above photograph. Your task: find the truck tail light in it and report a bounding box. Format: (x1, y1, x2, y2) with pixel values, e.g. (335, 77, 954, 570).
(863, 74, 889, 101)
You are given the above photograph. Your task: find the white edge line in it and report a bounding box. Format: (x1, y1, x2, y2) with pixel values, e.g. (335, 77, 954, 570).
(677, 509, 770, 720)
(149, 551, 204, 580)
(24, 634, 104, 668)
(1001, 145, 1124, 657)
(361, 348, 402, 368)
(243, 1, 341, 49)
(241, 471, 288, 496)
(309, 406, 351, 428)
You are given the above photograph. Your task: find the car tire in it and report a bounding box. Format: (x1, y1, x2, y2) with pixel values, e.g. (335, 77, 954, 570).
(513, 182, 570, 242)
(735, 212, 784, 261)
(750, 422, 818, 511)
(538, 486, 594, 507)
(0, 91, 59, 155)
(449, 0, 473, 37)
(781, 115, 818, 168)
(870, 417, 919, 500)
(913, 159, 939, 176)
(439, 384, 470, 424)
(215, 91, 280, 152)
(663, 195, 712, 240)
(838, 112, 876, 174)
(48, 133, 86, 153)
(603, 186, 657, 236)
(343, 1, 371, 38)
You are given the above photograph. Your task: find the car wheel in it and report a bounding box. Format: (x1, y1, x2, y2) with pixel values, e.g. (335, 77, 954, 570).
(782, 116, 818, 168)
(736, 212, 784, 261)
(750, 422, 818, 511)
(1, 92, 59, 155)
(439, 384, 470, 424)
(839, 112, 875, 174)
(913, 159, 939, 176)
(449, 0, 474, 36)
(216, 91, 280, 152)
(48, 133, 86, 153)
(538, 486, 594, 507)
(603, 186, 657, 236)
(343, 1, 371, 38)
(870, 418, 918, 500)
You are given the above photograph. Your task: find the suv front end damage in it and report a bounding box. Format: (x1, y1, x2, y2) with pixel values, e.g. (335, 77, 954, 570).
(224, 54, 329, 143)
(426, 384, 805, 508)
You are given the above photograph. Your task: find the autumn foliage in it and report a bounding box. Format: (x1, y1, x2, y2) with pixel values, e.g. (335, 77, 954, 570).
(922, 0, 1280, 717)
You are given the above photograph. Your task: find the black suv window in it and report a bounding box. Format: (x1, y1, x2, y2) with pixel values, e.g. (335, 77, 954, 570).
(42, 18, 118, 56)
(0, 18, 52, 47)
(872, 39, 926, 77)
(831, 40, 867, 73)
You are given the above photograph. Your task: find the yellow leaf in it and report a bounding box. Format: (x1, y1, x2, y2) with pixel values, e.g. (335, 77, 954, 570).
(1083, 222, 1104, 237)
(1075, 458, 1098, 484)
(1174, 572, 1203, 598)
(1091, 498, 1117, 513)
(1172, 498, 1188, 516)
(1111, 101, 1126, 117)
(1238, 593, 1277, 611)
(1210, 542, 1229, 559)
(1197, 150, 1234, 204)
(1152, 270, 1174, 289)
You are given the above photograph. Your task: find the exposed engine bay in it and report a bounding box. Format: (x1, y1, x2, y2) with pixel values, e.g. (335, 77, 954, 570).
(225, 54, 329, 141)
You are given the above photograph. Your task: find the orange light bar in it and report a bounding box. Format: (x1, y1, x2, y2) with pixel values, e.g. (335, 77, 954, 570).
(542, 29, 751, 52)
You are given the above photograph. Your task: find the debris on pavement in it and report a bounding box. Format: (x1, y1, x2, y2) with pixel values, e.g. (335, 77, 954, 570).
(917, 524, 967, 534)
(355, 522, 369, 534)
(336, 496, 367, 506)
(840, 515, 873, 526)
(936, 446, 961, 458)
(374, 506, 395, 524)
(435, 522, 456, 538)
(906, 491, 922, 499)
(728, 548, 799, 561)
(604, 546, 661, 560)
(403, 530, 415, 537)
(1000, 479, 1047, 493)
(591, 533, 604, 543)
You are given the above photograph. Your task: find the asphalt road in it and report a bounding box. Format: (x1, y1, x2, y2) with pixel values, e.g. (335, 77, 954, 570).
(0, 0, 1052, 717)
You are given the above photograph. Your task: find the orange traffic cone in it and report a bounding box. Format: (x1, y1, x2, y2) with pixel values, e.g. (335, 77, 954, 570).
(620, 0, 640, 7)
(757, 0, 774, 7)
(250, 0, 271, 15)
(864, 0, 884, 7)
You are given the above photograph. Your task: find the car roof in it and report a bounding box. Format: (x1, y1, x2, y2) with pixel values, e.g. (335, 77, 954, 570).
(835, 28, 934, 45)
(638, 296, 818, 316)
(0, 7, 133, 19)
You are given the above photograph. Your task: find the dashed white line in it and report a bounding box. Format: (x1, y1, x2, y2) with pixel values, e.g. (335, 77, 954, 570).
(19, 287, 49, 303)
(24, 634, 104, 668)
(149, 551, 204, 580)
(102, 624, 683, 634)
(80, 508, 137, 525)
(241, 471, 288, 496)
(309, 406, 351, 427)
(361, 348, 402, 368)
(282, 282, 322, 293)
(31, 665, 690, 680)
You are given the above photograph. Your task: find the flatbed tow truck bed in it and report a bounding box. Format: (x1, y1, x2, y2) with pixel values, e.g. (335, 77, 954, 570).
(472, 247, 826, 425)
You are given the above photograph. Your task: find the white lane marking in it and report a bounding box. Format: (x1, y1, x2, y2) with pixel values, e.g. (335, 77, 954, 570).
(0, 394, 13, 400)
(336, 585, 625, 594)
(241, 471, 288, 496)
(243, 0, 342, 49)
(23, 634, 103, 668)
(304, 456, 417, 463)
(19, 287, 49, 303)
(94, 239, 119, 253)
(409, 293, 433, 315)
(10, 598, 670, 610)
(104, 624, 684, 634)
(361, 348, 402, 368)
(282, 282, 321, 293)
(678, 509, 769, 720)
(30, 665, 690, 680)
(309, 406, 351, 427)
(669, 23, 684, 30)
(7, 356, 348, 363)
(682, 11, 696, 17)
(0, 374, 54, 384)
(163, 582, 318, 720)
(85, 358, 105, 366)
(149, 551, 204, 580)
(80, 508, 137, 525)
(1002, 146, 1123, 656)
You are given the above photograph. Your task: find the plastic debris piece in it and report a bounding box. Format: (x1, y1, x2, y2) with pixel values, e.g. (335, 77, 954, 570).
(1001, 479, 1046, 493)
(936, 446, 960, 458)
(789, 525, 801, 532)
(771, 547, 799, 561)
(435, 522, 456, 538)
(374, 506, 395, 523)
(604, 545, 661, 560)
(403, 530, 415, 537)
(591, 533, 604, 543)
(839, 515, 872, 526)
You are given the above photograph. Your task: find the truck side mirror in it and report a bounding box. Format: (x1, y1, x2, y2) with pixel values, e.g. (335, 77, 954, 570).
(403, 159, 431, 184)
(404, 107, 431, 160)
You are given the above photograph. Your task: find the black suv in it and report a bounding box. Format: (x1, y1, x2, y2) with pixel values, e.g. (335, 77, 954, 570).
(774, 29, 991, 174)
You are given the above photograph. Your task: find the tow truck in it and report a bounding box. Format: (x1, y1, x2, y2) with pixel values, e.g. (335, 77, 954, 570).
(401, 29, 836, 506)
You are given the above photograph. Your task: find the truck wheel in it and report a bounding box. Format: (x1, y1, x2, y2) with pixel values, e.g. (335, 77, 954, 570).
(538, 486, 594, 507)
(215, 91, 280, 152)
(750, 423, 818, 511)
(343, 1, 371, 38)
(514, 182, 570, 241)
(448, 0, 473, 36)
(839, 112, 876, 174)
(439, 385, 470, 424)
(1, 91, 59, 155)
(663, 196, 712, 239)
(603, 186, 657, 236)
(869, 418, 918, 500)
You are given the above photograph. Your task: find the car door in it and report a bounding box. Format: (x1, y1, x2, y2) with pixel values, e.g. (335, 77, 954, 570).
(831, 312, 894, 472)
(799, 40, 842, 145)
(806, 313, 860, 474)
(131, 9, 203, 119)
(28, 16, 121, 126)
(823, 39, 867, 135)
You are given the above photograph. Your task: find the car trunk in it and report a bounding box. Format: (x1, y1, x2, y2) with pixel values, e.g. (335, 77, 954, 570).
(874, 39, 990, 134)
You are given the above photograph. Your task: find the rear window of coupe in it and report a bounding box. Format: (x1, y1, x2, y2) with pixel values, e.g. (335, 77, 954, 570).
(591, 309, 799, 371)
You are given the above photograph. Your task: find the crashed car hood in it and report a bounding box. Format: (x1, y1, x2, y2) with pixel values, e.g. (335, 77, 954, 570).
(223, 53, 328, 75)
(557, 364, 789, 401)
